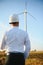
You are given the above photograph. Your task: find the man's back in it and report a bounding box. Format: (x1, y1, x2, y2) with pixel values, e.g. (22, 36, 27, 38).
(5, 27, 28, 53)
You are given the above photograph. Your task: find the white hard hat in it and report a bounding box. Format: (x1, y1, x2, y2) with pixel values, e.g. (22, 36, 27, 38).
(9, 14, 19, 24)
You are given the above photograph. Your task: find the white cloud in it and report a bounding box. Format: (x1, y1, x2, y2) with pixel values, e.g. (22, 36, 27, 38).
(0, 23, 7, 28)
(0, 23, 5, 28)
(0, 22, 11, 30)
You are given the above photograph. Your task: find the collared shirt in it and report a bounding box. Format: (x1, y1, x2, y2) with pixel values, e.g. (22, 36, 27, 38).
(1, 27, 30, 59)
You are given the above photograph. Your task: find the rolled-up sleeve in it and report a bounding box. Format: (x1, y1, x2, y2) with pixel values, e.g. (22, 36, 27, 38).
(1, 34, 6, 50)
(24, 33, 31, 59)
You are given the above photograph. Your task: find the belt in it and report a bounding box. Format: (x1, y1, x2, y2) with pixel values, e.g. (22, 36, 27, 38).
(7, 52, 24, 55)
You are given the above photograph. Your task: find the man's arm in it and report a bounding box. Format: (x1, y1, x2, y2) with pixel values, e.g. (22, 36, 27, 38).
(24, 33, 31, 59)
(1, 34, 6, 50)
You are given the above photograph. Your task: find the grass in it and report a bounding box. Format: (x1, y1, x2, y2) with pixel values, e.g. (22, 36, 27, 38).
(25, 51, 43, 65)
(0, 51, 43, 65)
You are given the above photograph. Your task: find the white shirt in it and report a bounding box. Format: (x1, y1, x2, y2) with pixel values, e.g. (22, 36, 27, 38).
(1, 27, 30, 59)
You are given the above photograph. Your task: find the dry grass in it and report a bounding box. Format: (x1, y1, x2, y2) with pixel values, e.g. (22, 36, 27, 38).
(0, 51, 43, 65)
(25, 51, 43, 65)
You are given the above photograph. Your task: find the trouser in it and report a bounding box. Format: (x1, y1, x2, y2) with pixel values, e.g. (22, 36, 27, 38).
(5, 52, 25, 65)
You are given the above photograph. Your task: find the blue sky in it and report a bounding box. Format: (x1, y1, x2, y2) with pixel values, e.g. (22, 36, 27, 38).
(0, 0, 43, 50)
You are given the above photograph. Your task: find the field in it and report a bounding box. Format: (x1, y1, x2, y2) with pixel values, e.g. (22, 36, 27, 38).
(0, 51, 43, 65)
(25, 51, 43, 65)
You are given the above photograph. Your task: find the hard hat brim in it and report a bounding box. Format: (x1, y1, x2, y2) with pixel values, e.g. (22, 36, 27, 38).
(9, 22, 19, 24)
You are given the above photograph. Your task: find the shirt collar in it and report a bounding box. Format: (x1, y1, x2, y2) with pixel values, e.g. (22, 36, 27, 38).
(13, 26, 19, 29)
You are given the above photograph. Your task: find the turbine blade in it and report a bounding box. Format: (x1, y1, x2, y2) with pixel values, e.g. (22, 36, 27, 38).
(17, 12, 24, 15)
(28, 12, 37, 21)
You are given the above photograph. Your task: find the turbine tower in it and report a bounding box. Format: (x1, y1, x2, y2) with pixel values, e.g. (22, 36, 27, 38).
(24, 1, 27, 32)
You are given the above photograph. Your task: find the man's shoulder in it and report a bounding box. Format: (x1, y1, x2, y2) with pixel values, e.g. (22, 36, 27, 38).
(19, 29, 27, 35)
(5, 28, 28, 36)
(4, 29, 12, 36)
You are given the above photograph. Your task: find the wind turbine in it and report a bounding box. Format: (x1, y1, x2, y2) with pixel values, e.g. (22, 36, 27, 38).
(18, 1, 37, 32)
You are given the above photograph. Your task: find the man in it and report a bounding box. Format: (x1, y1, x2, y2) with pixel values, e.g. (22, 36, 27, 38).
(1, 14, 30, 65)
